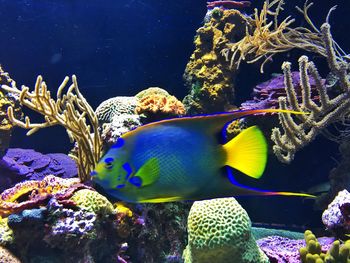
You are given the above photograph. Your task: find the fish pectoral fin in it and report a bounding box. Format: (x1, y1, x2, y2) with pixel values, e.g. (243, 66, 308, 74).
(131, 158, 160, 187)
(223, 126, 267, 179)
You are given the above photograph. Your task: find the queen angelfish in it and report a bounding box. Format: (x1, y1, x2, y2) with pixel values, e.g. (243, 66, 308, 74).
(91, 109, 314, 202)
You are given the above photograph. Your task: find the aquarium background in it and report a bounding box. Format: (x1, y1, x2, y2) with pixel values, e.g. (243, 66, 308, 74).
(0, 0, 350, 228)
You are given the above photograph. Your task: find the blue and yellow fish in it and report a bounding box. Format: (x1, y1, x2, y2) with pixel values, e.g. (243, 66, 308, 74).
(92, 109, 314, 203)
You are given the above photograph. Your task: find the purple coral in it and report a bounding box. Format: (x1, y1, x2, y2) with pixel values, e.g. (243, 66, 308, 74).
(0, 148, 78, 192)
(241, 72, 324, 111)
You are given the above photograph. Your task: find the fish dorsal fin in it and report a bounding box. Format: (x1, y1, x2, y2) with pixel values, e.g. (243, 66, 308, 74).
(129, 158, 160, 187)
(122, 109, 305, 141)
(223, 126, 267, 179)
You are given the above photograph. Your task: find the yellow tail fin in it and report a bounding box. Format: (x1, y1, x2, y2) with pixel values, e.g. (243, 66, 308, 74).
(223, 126, 267, 179)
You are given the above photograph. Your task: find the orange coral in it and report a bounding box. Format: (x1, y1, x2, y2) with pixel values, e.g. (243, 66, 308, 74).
(135, 94, 185, 120)
(0, 175, 92, 217)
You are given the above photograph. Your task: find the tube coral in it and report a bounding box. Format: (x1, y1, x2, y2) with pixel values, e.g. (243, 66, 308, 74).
(1, 75, 102, 182)
(271, 23, 350, 163)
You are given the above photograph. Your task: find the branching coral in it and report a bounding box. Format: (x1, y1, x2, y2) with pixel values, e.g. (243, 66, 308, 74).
(270, 23, 350, 163)
(221, 0, 327, 72)
(1, 75, 102, 182)
(299, 230, 350, 263)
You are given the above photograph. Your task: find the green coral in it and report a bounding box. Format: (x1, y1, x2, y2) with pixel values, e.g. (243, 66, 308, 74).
(0, 217, 13, 245)
(300, 230, 350, 263)
(183, 197, 268, 263)
(70, 189, 115, 216)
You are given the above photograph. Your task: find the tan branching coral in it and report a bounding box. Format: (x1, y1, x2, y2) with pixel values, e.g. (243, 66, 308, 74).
(0, 66, 22, 156)
(271, 23, 350, 163)
(221, 0, 326, 72)
(1, 75, 102, 182)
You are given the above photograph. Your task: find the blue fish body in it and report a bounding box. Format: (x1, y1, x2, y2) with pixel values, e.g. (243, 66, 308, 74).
(92, 109, 314, 202)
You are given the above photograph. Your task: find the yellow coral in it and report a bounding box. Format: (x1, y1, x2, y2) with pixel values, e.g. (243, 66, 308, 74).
(0, 217, 13, 245)
(300, 230, 350, 263)
(70, 189, 114, 216)
(114, 202, 133, 217)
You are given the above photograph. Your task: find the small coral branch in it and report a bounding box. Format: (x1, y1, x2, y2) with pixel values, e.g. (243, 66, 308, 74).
(221, 0, 326, 72)
(1, 75, 102, 182)
(271, 23, 350, 163)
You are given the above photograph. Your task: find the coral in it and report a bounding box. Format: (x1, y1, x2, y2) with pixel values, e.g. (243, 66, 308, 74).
(221, 0, 325, 72)
(95, 96, 138, 124)
(95, 96, 141, 147)
(0, 175, 91, 217)
(1, 75, 102, 182)
(0, 148, 78, 192)
(299, 230, 350, 263)
(183, 8, 248, 113)
(70, 189, 115, 216)
(182, 197, 268, 263)
(0, 217, 13, 245)
(271, 23, 350, 163)
(0, 246, 21, 263)
(241, 71, 324, 111)
(257, 235, 334, 263)
(135, 93, 185, 121)
(135, 87, 185, 121)
(322, 190, 350, 236)
(135, 87, 170, 100)
(0, 66, 22, 157)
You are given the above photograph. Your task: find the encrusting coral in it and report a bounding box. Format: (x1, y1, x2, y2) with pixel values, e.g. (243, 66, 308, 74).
(1, 75, 102, 182)
(0, 175, 91, 217)
(270, 23, 350, 163)
(182, 197, 268, 263)
(135, 87, 185, 121)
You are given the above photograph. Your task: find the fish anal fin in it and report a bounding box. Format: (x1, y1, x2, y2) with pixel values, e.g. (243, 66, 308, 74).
(139, 196, 183, 203)
(223, 126, 267, 179)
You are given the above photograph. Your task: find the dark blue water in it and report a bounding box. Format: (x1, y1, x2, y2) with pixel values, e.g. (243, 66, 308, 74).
(0, 0, 349, 227)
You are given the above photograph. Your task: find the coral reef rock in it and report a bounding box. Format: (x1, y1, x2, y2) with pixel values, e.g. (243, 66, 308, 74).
(322, 189, 350, 235)
(183, 197, 268, 263)
(183, 9, 249, 114)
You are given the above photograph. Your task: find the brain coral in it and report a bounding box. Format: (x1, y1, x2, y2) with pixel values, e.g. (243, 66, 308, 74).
(95, 96, 138, 124)
(183, 197, 268, 263)
(70, 189, 115, 216)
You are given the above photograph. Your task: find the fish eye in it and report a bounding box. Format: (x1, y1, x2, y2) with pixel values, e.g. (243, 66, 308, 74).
(104, 157, 114, 169)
